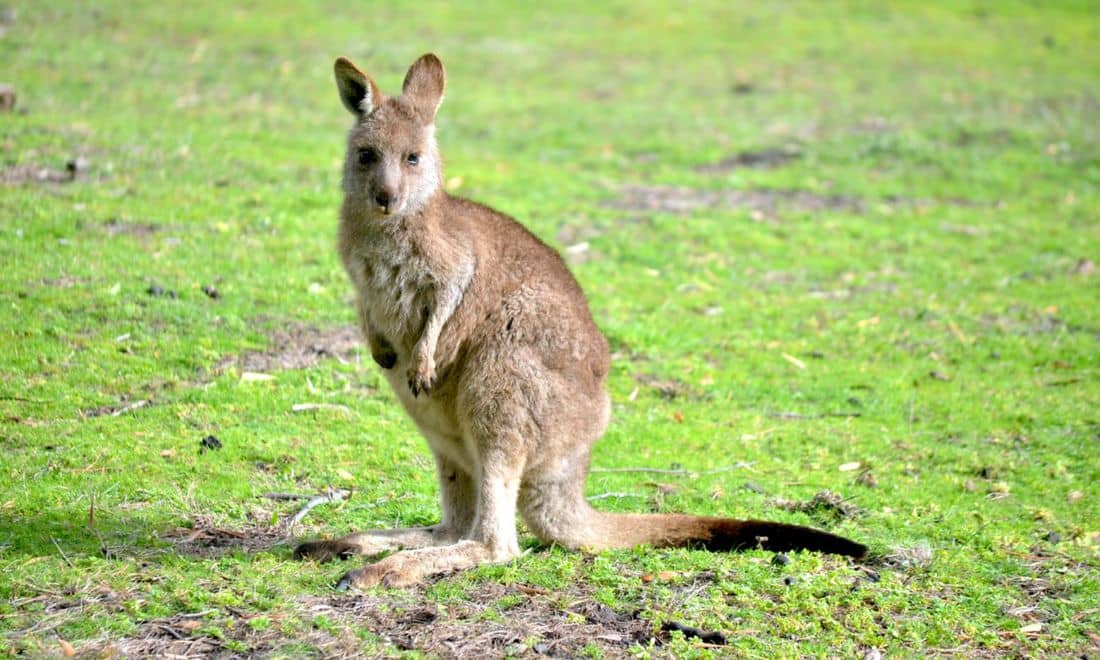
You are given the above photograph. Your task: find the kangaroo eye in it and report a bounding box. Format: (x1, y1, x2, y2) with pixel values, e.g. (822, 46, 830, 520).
(357, 148, 378, 166)
(406, 153, 420, 166)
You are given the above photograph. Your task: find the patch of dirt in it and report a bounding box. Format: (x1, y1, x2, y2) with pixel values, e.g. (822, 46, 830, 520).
(879, 542, 934, 570)
(216, 324, 362, 374)
(73, 582, 659, 658)
(101, 217, 169, 238)
(773, 490, 862, 522)
(633, 373, 703, 401)
(302, 582, 658, 657)
(979, 311, 1100, 341)
(607, 184, 862, 218)
(1, 157, 90, 186)
(36, 275, 89, 288)
(81, 610, 364, 659)
(695, 147, 802, 173)
(81, 396, 151, 419)
(852, 116, 894, 134)
(163, 514, 289, 558)
(1, 163, 78, 185)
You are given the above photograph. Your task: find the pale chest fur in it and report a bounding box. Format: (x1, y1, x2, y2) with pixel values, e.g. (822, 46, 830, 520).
(344, 233, 431, 352)
(341, 227, 464, 446)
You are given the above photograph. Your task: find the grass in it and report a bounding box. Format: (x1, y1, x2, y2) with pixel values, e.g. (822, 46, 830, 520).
(2, 0, 1098, 656)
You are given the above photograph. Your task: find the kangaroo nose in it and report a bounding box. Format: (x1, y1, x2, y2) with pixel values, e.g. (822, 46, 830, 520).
(374, 191, 392, 211)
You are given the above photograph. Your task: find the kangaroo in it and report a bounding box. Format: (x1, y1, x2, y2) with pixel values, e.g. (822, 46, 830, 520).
(293, 53, 867, 589)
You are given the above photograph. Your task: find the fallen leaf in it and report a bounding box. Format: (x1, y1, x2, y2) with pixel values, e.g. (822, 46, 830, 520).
(856, 472, 878, 487)
(160, 449, 176, 458)
(641, 570, 684, 583)
(781, 352, 806, 369)
(1067, 490, 1083, 503)
(839, 461, 862, 472)
(179, 620, 202, 631)
(646, 482, 680, 495)
(59, 640, 75, 657)
(1020, 622, 1043, 634)
(672, 410, 684, 423)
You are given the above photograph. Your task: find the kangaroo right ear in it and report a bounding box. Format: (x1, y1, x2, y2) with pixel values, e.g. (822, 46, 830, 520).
(334, 57, 383, 117)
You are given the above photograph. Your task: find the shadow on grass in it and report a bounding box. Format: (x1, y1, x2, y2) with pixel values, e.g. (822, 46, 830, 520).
(0, 507, 294, 563)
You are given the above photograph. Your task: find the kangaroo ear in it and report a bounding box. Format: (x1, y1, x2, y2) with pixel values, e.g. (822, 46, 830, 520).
(401, 53, 446, 123)
(334, 57, 383, 117)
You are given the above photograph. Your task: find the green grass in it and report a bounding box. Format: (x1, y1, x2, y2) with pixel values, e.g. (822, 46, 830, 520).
(2, 0, 1098, 656)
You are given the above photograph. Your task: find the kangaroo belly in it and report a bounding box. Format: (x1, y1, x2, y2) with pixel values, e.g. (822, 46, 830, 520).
(377, 362, 473, 469)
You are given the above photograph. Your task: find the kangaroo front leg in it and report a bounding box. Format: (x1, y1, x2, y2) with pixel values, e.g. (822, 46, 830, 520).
(294, 453, 475, 562)
(336, 448, 524, 589)
(408, 255, 474, 396)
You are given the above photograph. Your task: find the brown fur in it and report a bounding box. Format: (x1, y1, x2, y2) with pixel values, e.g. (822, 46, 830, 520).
(294, 54, 866, 589)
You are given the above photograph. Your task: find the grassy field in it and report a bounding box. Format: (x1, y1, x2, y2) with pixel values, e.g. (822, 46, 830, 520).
(2, 0, 1098, 656)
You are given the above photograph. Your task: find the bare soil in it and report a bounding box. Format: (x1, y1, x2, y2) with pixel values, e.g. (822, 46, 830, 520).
(1, 162, 78, 185)
(608, 184, 863, 218)
(217, 324, 362, 374)
(301, 582, 657, 658)
(75, 581, 660, 658)
(163, 514, 290, 558)
(695, 147, 802, 173)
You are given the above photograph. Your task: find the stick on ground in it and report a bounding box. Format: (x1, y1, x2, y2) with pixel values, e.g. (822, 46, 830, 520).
(286, 488, 352, 530)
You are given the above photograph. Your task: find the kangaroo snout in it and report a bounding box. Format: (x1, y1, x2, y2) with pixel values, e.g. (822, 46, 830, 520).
(374, 190, 394, 213)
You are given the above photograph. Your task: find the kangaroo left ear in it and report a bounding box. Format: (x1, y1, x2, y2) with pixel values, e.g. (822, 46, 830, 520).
(334, 57, 383, 117)
(402, 53, 446, 124)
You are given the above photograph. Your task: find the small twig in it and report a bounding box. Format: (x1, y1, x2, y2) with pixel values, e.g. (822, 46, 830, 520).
(590, 463, 753, 477)
(0, 395, 47, 403)
(155, 623, 185, 640)
(590, 467, 692, 475)
(179, 609, 220, 618)
(1044, 378, 1081, 387)
(110, 399, 148, 417)
(587, 492, 644, 501)
(261, 492, 312, 501)
(291, 403, 353, 415)
(699, 463, 753, 474)
(51, 537, 74, 568)
(767, 411, 861, 420)
(286, 488, 352, 529)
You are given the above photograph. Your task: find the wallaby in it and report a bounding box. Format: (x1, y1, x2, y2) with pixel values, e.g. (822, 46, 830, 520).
(293, 53, 866, 589)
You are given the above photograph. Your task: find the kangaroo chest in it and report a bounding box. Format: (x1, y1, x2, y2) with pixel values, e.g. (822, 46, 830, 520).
(346, 238, 462, 441)
(349, 238, 431, 351)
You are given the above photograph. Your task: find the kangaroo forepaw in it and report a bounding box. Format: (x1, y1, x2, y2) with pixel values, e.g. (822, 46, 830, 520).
(407, 358, 435, 397)
(293, 540, 360, 563)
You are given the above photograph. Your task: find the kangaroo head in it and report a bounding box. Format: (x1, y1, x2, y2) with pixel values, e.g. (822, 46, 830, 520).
(334, 54, 446, 218)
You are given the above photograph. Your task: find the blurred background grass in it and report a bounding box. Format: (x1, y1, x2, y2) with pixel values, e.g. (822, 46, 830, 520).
(1, 1, 1097, 656)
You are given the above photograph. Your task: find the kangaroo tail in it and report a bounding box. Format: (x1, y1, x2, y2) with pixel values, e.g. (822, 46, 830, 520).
(579, 511, 866, 558)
